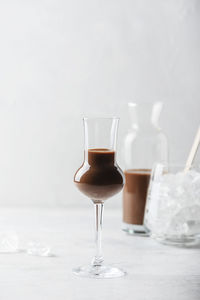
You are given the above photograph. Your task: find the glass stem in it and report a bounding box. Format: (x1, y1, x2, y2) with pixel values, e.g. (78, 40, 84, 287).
(92, 203, 104, 267)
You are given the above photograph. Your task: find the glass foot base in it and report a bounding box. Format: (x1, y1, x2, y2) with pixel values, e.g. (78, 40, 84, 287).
(73, 264, 126, 279)
(122, 222, 149, 236)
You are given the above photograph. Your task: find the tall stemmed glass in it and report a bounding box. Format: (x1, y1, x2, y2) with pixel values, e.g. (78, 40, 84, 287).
(73, 117, 126, 278)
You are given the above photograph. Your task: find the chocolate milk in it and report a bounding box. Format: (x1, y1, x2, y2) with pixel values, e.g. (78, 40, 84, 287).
(123, 169, 151, 225)
(74, 149, 124, 202)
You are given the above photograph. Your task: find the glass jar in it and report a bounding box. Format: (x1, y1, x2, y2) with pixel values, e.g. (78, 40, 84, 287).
(144, 163, 200, 246)
(122, 102, 168, 235)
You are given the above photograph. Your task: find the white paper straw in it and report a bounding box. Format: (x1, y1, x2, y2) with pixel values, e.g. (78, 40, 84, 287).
(184, 125, 200, 172)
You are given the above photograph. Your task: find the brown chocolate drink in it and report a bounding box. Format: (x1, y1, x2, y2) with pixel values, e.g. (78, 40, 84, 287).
(123, 169, 151, 225)
(74, 148, 124, 202)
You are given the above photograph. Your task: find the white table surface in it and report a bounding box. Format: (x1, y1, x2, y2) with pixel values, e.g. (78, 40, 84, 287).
(0, 207, 199, 300)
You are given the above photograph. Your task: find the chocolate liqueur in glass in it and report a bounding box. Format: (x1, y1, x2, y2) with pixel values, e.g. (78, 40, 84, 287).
(74, 148, 123, 202)
(73, 117, 126, 279)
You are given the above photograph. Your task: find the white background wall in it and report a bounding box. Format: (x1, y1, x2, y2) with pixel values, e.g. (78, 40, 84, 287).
(0, 0, 199, 207)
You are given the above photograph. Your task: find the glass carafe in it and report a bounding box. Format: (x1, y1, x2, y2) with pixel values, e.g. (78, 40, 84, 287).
(122, 102, 168, 235)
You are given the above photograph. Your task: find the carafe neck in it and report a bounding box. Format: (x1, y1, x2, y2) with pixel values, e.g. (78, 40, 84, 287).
(128, 102, 163, 131)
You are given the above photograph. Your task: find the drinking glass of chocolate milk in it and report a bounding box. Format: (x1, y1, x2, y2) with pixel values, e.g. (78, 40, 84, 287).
(74, 117, 126, 278)
(122, 102, 168, 235)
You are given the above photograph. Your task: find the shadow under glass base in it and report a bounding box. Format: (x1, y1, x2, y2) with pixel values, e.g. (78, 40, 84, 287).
(152, 234, 200, 247)
(122, 222, 150, 236)
(73, 264, 126, 279)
